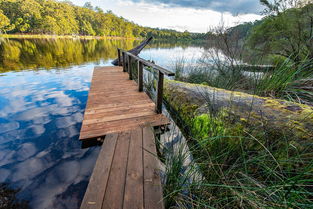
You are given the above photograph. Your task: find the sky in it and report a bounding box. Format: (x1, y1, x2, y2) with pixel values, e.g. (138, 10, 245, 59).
(69, 0, 264, 33)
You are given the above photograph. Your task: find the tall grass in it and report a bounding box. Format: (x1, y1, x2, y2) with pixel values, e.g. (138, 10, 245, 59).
(161, 101, 313, 208)
(255, 57, 313, 104)
(173, 55, 313, 104)
(143, 55, 313, 208)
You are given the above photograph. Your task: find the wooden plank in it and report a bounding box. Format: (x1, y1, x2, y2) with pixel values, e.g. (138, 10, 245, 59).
(79, 66, 170, 141)
(85, 103, 155, 115)
(80, 134, 118, 209)
(82, 110, 156, 125)
(88, 88, 140, 95)
(84, 101, 155, 113)
(123, 128, 144, 209)
(79, 114, 169, 140)
(86, 95, 151, 106)
(83, 106, 155, 120)
(87, 91, 148, 100)
(80, 121, 169, 140)
(143, 127, 164, 209)
(102, 132, 131, 209)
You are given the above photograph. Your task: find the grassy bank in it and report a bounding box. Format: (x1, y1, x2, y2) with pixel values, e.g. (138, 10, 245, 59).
(159, 80, 313, 208)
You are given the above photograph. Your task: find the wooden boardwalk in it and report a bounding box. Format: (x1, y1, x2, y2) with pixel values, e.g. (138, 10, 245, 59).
(79, 66, 169, 140)
(80, 66, 171, 209)
(80, 127, 164, 209)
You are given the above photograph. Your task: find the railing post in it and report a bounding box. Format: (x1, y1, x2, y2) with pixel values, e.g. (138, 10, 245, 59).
(156, 71, 164, 114)
(128, 55, 132, 80)
(138, 60, 143, 92)
(117, 49, 121, 66)
(122, 52, 126, 72)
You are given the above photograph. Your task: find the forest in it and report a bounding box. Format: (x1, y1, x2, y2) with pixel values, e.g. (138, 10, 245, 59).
(226, 1, 313, 64)
(0, 0, 208, 39)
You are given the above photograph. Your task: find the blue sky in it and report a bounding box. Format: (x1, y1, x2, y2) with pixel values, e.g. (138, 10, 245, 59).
(69, 0, 264, 32)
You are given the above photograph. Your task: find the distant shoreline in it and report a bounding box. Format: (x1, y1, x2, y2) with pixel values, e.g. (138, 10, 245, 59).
(0, 34, 142, 40)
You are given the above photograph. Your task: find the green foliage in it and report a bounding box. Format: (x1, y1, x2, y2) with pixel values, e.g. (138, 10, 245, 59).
(255, 57, 313, 103)
(192, 113, 227, 140)
(0, 0, 206, 39)
(163, 89, 313, 208)
(247, 3, 313, 62)
(0, 9, 9, 32)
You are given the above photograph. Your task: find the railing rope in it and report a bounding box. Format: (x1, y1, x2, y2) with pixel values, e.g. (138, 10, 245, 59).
(117, 48, 174, 114)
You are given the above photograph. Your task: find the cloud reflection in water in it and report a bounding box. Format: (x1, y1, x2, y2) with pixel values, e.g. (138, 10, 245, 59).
(0, 65, 100, 209)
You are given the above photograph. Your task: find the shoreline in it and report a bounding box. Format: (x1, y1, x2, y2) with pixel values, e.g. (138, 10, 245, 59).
(0, 34, 142, 40)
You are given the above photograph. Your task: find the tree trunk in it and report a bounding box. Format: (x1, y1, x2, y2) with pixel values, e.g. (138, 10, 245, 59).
(164, 80, 313, 140)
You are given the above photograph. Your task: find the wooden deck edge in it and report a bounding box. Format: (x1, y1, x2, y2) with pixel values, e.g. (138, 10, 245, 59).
(80, 127, 165, 209)
(79, 115, 170, 141)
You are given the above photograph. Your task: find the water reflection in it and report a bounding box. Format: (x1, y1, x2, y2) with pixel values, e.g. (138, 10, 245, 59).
(0, 66, 99, 209)
(0, 38, 205, 73)
(0, 38, 205, 209)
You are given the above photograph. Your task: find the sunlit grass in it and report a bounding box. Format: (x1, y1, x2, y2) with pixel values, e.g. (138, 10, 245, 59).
(173, 55, 313, 104)
(161, 103, 313, 208)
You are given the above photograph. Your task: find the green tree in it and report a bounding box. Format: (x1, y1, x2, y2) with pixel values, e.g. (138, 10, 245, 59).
(0, 9, 10, 33)
(247, 4, 313, 62)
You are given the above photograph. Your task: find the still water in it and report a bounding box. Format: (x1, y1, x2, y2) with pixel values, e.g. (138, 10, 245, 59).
(0, 38, 205, 209)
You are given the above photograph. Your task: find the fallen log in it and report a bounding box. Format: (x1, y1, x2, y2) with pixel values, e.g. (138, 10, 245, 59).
(111, 37, 153, 66)
(164, 80, 313, 140)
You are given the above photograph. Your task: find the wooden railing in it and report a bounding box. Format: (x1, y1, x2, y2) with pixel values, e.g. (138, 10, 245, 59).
(117, 48, 175, 114)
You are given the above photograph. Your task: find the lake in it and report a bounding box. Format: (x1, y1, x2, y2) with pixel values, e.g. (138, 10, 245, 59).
(0, 38, 205, 209)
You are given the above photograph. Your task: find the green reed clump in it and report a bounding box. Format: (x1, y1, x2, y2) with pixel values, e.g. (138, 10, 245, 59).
(255, 57, 313, 104)
(162, 100, 313, 208)
(173, 56, 313, 104)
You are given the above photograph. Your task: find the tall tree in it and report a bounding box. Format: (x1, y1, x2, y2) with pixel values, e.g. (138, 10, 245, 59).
(0, 9, 10, 33)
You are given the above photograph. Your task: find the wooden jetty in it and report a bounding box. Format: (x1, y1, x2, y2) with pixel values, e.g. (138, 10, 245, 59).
(79, 49, 174, 209)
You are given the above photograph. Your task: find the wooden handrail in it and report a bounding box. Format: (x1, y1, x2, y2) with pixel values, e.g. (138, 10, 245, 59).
(117, 48, 175, 114)
(119, 49, 175, 76)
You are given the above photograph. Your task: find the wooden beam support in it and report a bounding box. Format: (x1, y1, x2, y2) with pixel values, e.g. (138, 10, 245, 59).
(156, 71, 164, 114)
(117, 48, 122, 66)
(122, 52, 126, 72)
(138, 60, 143, 92)
(128, 55, 133, 80)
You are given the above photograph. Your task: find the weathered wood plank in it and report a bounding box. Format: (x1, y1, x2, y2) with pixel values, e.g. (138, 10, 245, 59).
(80, 134, 118, 209)
(84, 101, 155, 113)
(123, 128, 144, 209)
(102, 132, 131, 209)
(83, 110, 156, 125)
(143, 127, 164, 209)
(83, 106, 156, 120)
(79, 66, 170, 141)
(79, 114, 169, 140)
(85, 103, 155, 115)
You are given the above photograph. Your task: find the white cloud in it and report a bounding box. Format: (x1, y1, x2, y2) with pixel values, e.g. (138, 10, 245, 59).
(70, 0, 263, 32)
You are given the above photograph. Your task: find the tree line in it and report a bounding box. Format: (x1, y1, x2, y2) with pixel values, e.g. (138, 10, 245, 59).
(226, 1, 313, 64)
(0, 0, 208, 40)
